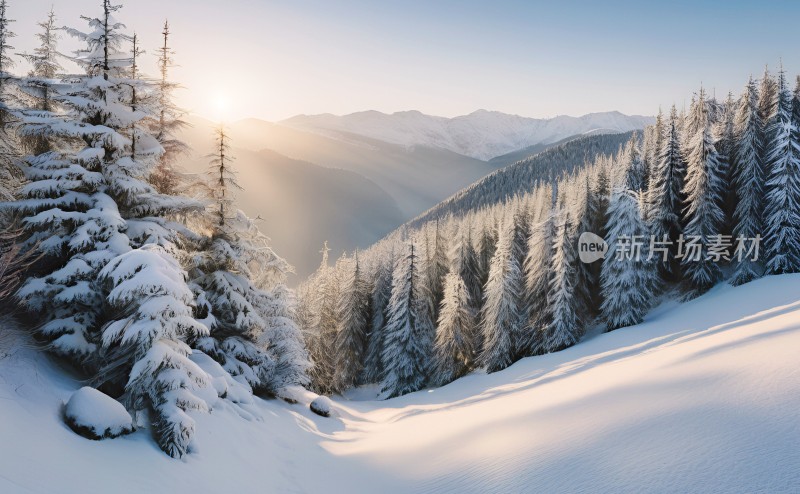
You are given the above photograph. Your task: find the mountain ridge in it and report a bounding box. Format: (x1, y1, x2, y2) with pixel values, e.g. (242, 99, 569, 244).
(280, 109, 653, 161)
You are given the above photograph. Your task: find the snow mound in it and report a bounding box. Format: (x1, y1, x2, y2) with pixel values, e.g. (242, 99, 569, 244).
(310, 396, 335, 417)
(64, 387, 134, 440)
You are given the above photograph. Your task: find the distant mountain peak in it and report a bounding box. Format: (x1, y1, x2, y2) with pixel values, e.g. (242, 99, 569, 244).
(281, 110, 653, 161)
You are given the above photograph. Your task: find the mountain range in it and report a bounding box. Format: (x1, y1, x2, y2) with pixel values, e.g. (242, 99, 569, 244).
(178, 111, 652, 282)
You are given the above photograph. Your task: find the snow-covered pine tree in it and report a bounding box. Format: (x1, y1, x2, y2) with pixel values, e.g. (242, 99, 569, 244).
(649, 105, 686, 281)
(545, 211, 582, 351)
(192, 124, 307, 395)
(763, 69, 800, 274)
(14, 0, 140, 364)
(757, 67, 779, 171)
(572, 175, 598, 319)
(0, 0, 14, 128)
(479, 214, 523, 372)
(715, 93, 738, 244)
(600, 161, 653, 330)
(381, 240, 434, 398)
(521, 191, 555, 356)
(476, 212, 496, 289)
(730, 77, 763, 285)
(332, 253, 370, 392)
(361, 251, 393, 384)
(426, 220, 448, 321)
(449, 221, 482, 315)
(148, 20, 186, 195)
(621, 135, 647, 193)
(681, 88, 726, 296)
(17, 7, 62, 154)
(9, 0, 224, 457)
(305, 242, 338, 394)
(432, 270, 475, 386)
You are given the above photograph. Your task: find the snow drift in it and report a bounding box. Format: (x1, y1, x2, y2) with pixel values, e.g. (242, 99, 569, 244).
(1, 274, 799, 493)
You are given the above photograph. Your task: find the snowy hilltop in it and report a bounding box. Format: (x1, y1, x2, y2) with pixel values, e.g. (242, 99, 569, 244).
(282, 109, 654, 161)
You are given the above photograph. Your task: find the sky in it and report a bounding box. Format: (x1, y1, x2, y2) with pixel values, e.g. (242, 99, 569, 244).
(9, 0, 800, 122)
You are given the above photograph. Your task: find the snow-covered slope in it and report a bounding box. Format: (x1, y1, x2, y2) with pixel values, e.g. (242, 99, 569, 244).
(282, 110, 654, 161)
(2, 274, 799, 493)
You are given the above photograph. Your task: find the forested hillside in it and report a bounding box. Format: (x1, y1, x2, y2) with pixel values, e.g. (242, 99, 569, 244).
(298, 68, 800, 399)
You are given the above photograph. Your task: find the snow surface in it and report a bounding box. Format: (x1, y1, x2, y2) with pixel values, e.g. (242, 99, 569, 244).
(1, 274, 800, 493)
(282, 110, 654, 161)
(64, 387, 133, 439)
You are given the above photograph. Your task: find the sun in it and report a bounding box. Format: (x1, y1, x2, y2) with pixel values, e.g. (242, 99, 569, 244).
(212, 93, 231, 122)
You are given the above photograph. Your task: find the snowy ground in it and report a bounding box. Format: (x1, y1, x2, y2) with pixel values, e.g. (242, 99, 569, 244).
(2, 275, 799, 493)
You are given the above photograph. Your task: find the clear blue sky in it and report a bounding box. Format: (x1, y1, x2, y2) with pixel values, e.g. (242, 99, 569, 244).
(10, 0, 799, 121)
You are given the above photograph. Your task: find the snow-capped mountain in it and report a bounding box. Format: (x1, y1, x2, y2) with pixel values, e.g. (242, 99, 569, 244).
(281, 109, 654, 161)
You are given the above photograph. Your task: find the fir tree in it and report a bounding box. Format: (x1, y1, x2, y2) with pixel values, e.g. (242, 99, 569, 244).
(0, 0, 15, 127)
(149, 20, 186, 195)
(361, 253, 392, 384)
(649, 105, 686, 281)
(432, 270, 475, 385)
(601, 165, 653, 330)
(545, 211, 582, 351)
(333, 253, 370, 392)
(381, 240, 434, 398)
(479, 215, 523, 372)
(681, 88, 726, 296)
(763, 70, 800, 274)
(731, 78, 764, 285)
(522, 200, 555, 356)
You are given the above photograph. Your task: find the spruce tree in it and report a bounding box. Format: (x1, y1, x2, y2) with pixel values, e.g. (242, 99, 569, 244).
(763, 70, 800, 274)
(149, 20, 187, 194)
(479, 215, 523, 373)
(381, 240, 434, 398)
(649, 105, 686, 281)
(522, 199, 555, 356)
(361, 252, 392, 384)
(191, 124, 307, 395)
(333, 253, 370, 392)
(432, 270, 475, 385)
(601, 165, 653, 330)
(0, 0, 14, 128)
(545, 211, 582, 351)
(681, 88, 726, 296)
(731, 77, 764, 285)
(17, 7, 62, 154)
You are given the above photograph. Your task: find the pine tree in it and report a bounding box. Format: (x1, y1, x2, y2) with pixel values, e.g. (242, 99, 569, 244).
(731, 77, 764, 285)
(149, 20, 186, 194)
(10, 1, 226, 458)
(763, 70, 800, 274)
(545, 211, 582, 351)
(381, 240, 434, 398)
(207, 123, 240, 226)
(192, 123, 308, 396)
(432, 270, 475, 385)
(681, 88, 726, 296)
(426, 220, 448, 320)
(757, 67, 779, 173)
(305, 243, 338, 394)
(572, 176, 598, 318)
(16, 8, 63, 157)
(649, 105, 686, 281)
(522, 200, 555, 356)
(0, 0, 15, 128)
(479, 215, 523, 372)
(361, 252, 392, 384)
(333, 253, 369, 392)
(601, 164, 653, 330)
